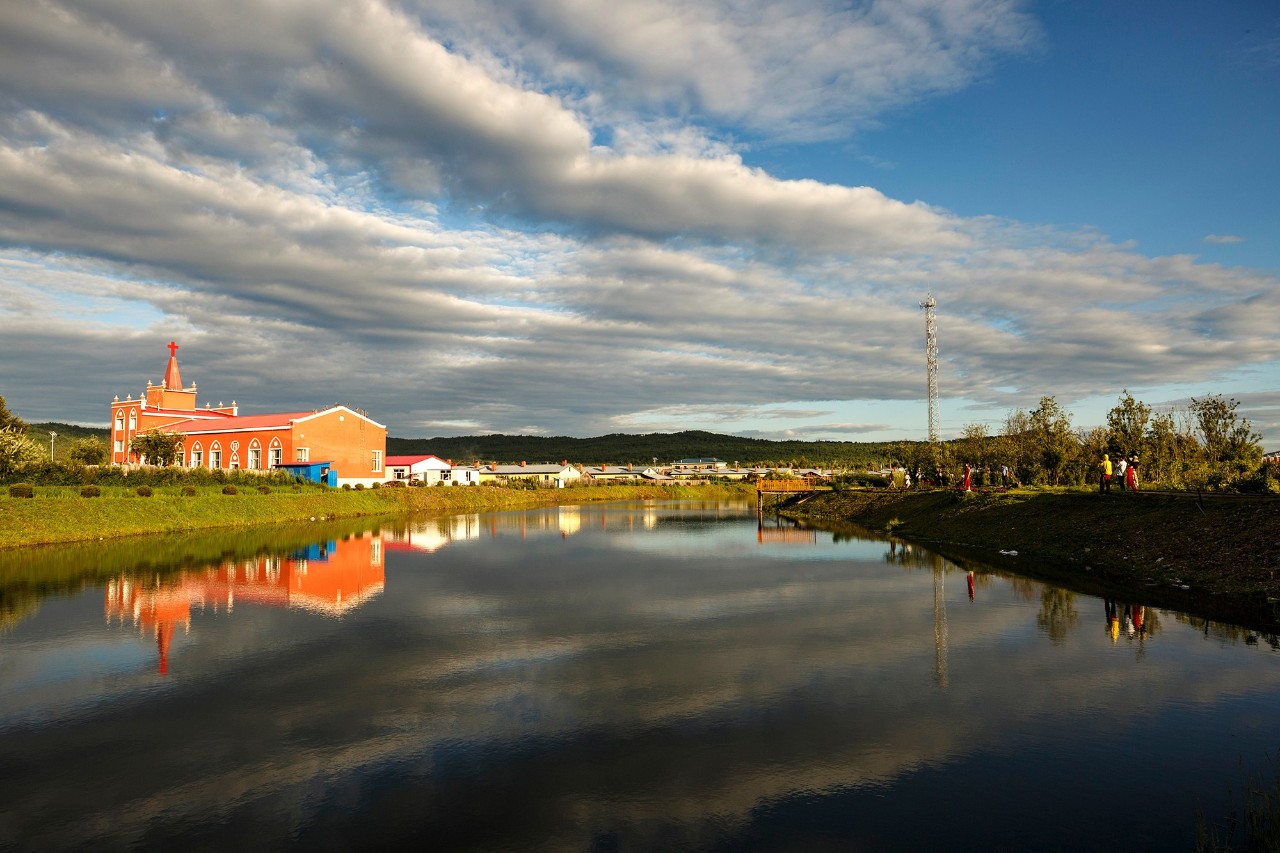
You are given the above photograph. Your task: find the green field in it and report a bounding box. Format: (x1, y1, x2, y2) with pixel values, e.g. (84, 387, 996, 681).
(0, 482, 754, 549)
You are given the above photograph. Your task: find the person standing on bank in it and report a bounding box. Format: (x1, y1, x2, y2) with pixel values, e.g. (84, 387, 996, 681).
(1126, 455, 1139, 491)
(962, 463, 973, 492)
(1000, 463, 1010, 488)
(1115, 455, 1128, 491)
(1099, 454, 1112, 494)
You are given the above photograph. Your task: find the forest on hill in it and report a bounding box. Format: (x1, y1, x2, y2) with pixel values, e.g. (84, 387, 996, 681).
(387, 430, 898, 468)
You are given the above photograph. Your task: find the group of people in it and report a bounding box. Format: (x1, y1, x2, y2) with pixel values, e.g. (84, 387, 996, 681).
(1098, 453, 1140, 493)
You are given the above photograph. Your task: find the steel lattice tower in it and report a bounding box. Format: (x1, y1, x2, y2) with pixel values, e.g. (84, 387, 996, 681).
(920, 293, 939, 443)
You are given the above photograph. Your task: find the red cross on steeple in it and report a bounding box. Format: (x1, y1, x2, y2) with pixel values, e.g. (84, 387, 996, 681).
(163, 341, 183, 390)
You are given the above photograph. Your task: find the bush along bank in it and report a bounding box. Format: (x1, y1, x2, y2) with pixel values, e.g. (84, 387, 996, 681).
(0, 481, 755, 549)
(783, 487, 1280, 630)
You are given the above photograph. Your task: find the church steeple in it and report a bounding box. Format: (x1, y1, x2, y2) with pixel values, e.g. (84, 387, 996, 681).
(163, 340, 182, 390)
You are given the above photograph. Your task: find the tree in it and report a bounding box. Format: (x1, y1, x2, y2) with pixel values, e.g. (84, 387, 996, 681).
(999, 409, 1034, 485)
(1028, 397, 1077, 485)
(1106, 391, 1150, 458)
(0, 395, 26, 432)
(68, 437, 108, 466)
(0, 427, 43, 480)
(1189, 396, 1263, 488)
(1143, 411, 1184, 487)
(129, 431, 185, 467)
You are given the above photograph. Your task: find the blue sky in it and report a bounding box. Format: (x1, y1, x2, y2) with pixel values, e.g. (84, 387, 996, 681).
(0, 0, 1277, 447)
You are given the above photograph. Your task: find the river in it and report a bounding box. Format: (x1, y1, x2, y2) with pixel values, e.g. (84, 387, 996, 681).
(2, 500, 1279, 851)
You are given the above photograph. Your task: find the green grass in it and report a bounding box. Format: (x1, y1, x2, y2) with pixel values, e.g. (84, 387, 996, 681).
(0, 482, 755, 549)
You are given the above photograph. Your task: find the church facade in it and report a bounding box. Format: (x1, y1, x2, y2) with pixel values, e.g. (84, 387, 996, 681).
(110, 342, 387, 486)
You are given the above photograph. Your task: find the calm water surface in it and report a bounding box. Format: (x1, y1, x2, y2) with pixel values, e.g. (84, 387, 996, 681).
(3, 500, 1280, 851)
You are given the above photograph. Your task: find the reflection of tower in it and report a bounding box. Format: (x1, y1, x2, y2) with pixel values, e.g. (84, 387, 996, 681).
(933, 565, 949, 689)
(920, 293, 939, 444)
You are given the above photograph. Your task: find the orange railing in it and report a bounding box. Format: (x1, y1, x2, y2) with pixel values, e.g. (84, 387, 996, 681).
(756, 478, 827, 493)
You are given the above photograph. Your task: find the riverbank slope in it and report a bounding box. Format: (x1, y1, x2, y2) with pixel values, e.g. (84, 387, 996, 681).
(785, 488, 1280, 626)
(0, 483, 753, 549)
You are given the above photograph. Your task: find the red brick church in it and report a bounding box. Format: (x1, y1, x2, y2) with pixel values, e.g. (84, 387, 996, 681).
(110, 342, 388, 486)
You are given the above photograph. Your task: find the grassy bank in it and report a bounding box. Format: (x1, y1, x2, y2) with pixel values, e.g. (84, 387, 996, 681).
(0, 482, 755, 549)
(785, 487, 1280, 628)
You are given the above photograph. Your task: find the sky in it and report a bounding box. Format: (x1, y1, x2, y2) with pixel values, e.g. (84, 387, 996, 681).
(1, 0, 1277, 447)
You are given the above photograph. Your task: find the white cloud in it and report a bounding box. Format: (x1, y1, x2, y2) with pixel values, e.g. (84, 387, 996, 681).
(0, 0, 1276, 447)
(1203, 234, 1245, 244)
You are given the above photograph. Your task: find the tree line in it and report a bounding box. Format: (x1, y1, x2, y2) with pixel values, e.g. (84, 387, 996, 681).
(2, 393, 1272, 492)
(891, 392, 1273, 493)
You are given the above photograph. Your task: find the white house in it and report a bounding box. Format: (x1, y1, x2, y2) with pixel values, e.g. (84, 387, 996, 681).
(385, 454, 452, 484)
(473, 462, 582, 488)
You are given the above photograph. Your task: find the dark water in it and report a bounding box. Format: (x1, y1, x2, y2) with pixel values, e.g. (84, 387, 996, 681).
(2, 500, 1279, 851)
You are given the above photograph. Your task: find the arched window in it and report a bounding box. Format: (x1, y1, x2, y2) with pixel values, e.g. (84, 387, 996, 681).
(248, 439, 262, 470)
(269, 438, 283, 468)
(210, 441, 223, 469)
(190, 441, 204, 467)
(128, 411, 137, 430)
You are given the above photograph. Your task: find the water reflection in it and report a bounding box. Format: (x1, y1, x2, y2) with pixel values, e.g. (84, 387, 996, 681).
(104, 533, 386, 673)
(2, 501, 1280, 851)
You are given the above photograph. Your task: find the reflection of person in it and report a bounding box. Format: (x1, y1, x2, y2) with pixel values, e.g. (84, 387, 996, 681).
(1099, 454, 1113, 494)
(1105, 599, 1119, 642)
(962, 463, 972, 492)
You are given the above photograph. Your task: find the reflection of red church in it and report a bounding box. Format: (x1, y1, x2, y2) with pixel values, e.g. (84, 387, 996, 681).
(105, 533, 385, 673)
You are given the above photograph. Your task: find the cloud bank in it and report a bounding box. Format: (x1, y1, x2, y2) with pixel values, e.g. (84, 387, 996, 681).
(0, 0, 1276, 443)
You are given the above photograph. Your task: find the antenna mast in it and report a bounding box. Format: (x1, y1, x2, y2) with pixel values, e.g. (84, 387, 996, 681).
(920, 293, 939, 443)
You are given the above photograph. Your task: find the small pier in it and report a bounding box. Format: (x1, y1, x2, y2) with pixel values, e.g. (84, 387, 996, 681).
(755, 477, 830, 514)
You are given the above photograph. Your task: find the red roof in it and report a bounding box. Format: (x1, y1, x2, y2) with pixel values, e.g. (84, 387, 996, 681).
(166, 411, 313, 434)
(386, 455, 448, 466)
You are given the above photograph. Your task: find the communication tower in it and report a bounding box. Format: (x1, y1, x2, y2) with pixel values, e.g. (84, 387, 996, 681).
(920, 293, 939, 443)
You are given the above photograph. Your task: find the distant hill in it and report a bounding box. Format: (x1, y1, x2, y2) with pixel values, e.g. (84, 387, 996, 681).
(19, 417, 905, 469)
(27, 422, 110, 444)
(387, 430, 902, 468)
(17, 422, 109, 461)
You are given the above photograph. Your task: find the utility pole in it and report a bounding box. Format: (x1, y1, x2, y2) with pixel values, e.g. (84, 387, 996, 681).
(920, 293, 939, 444)
(50, 431, 57, 461)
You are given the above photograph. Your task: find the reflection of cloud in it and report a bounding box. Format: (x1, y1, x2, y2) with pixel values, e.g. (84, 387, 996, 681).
(4, 511, 1280, 849)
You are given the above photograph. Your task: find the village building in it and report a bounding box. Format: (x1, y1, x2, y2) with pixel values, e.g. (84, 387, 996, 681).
(385, 454, 453, 485)
(671, 457, 728, 473)
(110, 342, 387, 486)
(583, 463, 644, 482)
(470, 461, 581, 487)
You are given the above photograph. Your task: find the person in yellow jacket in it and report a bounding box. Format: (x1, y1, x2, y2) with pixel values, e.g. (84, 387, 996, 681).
(1099, 453, 1113, 494)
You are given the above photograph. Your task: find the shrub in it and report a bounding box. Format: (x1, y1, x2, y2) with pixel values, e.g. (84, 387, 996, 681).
(354, 483, 365, 491)
(370, 482, 380, 489)
(181, 486, 197, 496)
(8, 483, 34, 498)
(136, 485, 153, 498)
(80, 485, 101, 498)
(381, 480, 406, 488)
(342, 483, 352, 490)
(257, 485, 272, 494)
(222, 484, 238, 495)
